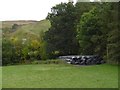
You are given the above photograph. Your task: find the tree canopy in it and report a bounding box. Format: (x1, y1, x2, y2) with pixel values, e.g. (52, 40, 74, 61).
(45, 2, 79, 58)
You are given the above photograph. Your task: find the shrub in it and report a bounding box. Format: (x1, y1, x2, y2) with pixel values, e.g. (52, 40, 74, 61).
(31, 59, 66, 65)
(31, 61, 40, 64)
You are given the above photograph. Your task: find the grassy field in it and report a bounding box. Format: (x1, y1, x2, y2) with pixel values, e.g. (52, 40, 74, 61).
(2, 64, 118, 88)
(0, 67, 1, 89)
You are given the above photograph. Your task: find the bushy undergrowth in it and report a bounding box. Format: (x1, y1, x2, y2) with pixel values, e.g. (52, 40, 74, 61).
(31, 59, 66, 64)
(3, 59, 67, 66)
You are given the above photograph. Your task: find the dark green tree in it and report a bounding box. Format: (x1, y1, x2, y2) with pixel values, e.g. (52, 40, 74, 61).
(75, 2, 96, 23)
(45, 2, 79, 58)
(2, 39, 19, 65)
(77, 7, 103, 55)
(107, 2, 120, 64)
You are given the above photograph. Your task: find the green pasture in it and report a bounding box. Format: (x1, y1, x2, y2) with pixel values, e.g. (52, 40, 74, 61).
(2, 64, 118, 88)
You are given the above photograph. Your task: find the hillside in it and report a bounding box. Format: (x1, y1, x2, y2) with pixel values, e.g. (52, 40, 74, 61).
(1, 20, 38, 29)
(3, 19, 51, 41)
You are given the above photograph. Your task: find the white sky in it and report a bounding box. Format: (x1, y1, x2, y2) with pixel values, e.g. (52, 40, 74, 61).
(0, 0, 77, 21)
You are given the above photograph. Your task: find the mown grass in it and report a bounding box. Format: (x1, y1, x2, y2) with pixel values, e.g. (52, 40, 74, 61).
(2, 64, 118, 88)
(0, 67, 1, 89)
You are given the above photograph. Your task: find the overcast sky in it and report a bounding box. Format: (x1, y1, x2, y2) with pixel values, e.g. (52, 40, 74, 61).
(0, 0, 78, 21)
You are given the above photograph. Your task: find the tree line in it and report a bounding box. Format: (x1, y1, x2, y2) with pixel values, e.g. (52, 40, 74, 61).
(2, 2, 119, 65)
(44, 2, 119, 64)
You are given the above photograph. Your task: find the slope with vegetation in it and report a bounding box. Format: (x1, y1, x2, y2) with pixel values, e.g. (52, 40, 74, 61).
(2, 20, 51, 65)
(2, 20, 37, 29)
(10, 20, 50, 38)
